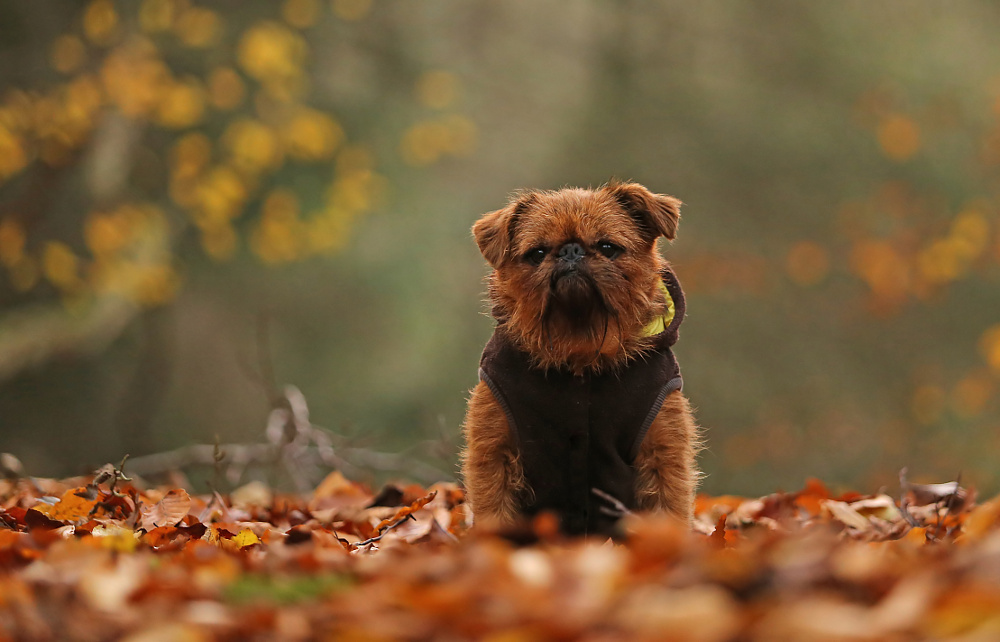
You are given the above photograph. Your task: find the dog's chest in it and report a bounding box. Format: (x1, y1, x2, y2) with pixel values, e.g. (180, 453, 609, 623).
(479, 332, 682, 535)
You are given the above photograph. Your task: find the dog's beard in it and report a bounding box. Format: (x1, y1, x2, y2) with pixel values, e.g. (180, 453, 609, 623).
(541, 271, 621, 361)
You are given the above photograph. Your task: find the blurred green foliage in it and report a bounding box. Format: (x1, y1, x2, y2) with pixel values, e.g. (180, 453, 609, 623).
(1, 0, 999, 496)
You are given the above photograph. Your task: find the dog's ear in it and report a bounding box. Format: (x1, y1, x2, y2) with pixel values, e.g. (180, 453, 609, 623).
(473, 192, 536, 268)
(605, 181, 682, 242)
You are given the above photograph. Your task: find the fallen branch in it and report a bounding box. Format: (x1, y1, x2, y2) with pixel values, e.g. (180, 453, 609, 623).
(127, 440, 451, 487)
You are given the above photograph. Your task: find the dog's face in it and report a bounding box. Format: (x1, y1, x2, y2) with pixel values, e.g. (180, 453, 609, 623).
(473, 181, 681, 372)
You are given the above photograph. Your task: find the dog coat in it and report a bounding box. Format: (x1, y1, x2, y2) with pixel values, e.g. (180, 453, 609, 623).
(478, 268, 685, 536)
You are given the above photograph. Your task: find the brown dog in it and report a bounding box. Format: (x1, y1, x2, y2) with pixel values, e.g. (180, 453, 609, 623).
(461, 181, 701, 536)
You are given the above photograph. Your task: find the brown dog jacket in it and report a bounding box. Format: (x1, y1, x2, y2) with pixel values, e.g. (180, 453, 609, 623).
(478, 268, 685, 536)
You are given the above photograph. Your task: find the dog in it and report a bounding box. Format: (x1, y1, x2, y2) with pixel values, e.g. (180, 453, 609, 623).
(461, 181, 701, 536)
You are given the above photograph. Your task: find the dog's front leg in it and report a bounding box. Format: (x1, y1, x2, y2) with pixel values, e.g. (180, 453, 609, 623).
(460, 381, 525, 525)
(633, 390, 702, 524)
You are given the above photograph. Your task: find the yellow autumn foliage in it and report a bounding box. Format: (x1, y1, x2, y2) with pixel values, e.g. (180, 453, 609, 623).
(50, 35, 87, 74)
(83, 0, 119, 46)
(0, 124, 28, 181)
(42, 241, 83, 292)
(138, 0, 176, 33)
(237, 21, 306, 85)
(174, 7, 220, 48)
(1, 0, 440, 303)
(193, 166, 247, 227)
(0, 219, 26, 268)
(208, 67, 246, 111)
(284, 108, 343, 161)
(155, 77, 206, 129)
(251, 189, 305, 264)
(222, 119, 283, 175)
(399, 116, 478, 167)
(101, 41, 170, 118)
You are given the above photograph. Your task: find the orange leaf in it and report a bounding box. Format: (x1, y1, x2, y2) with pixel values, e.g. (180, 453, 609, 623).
(709, 513, 728, 550)
(374, 491, 437, 533)
(794, 478, 831, 516)
(958, 497, 1000, 543)
(143, 526, 184, 548)
(32, 487, 99, 522)
(695, 494, 745, 515)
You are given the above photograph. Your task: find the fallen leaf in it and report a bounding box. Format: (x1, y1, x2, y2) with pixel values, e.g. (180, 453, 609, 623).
(230, 481, 272, 510)
(31, 487, 99, 522)
(850, 495, 902, 522)
(822, 499, 872, 531)
(234, 528, 261, 549)
(373, 491, 437, 533)
(141, 489, 192, 531)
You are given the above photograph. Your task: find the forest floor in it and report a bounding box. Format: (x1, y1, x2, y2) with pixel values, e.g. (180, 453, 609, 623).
(1, 459, 999, 641)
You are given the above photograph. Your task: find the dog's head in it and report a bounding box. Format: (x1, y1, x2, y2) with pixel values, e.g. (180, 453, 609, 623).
(473, 181, 681, 372)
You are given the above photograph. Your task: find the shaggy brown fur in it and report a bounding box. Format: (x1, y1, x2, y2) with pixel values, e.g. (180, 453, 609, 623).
(460, 381, 525, 526)
(633, 390, 702, 522)
(461, 181, 701, 528)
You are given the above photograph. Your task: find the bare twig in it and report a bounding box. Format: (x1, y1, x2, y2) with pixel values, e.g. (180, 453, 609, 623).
(91, 454, 131, 493)
(592, 488, 635, 519)
(131, 320, 456, 491)
(931, 472, 963, 540)
(353, 513, 417, 549)
(898, 468, 921, 529)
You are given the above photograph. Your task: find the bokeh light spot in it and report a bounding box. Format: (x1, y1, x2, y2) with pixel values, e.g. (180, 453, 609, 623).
(175, 7, 221, 48)
(139, 0, 176, 33)
(42, 241, 83, 292)
(156, 78, 206, 129)
(877, 114, 921, 161)
(284, 108, 343, 161)
(980, 325, 1000, 374)
(83, 0, 120, 46)
(208, 67, 247, 111)
(952, 373, 994, 419)
(50, 35, 87, 74)
(0, 219, 26, 267)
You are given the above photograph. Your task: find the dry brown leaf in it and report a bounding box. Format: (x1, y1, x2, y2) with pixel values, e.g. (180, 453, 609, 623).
(849, 495, 902, 522)
(140, 488, 192, 531)
(822, 499, 872, 531)
(2, 471, 1000, 641)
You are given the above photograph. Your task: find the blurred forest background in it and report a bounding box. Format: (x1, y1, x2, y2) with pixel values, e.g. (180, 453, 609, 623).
(1, 0, 1000, 496)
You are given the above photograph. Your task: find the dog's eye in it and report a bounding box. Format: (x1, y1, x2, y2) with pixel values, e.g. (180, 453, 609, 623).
(525, 247, 548, 266)
(596, 241, 623, 259)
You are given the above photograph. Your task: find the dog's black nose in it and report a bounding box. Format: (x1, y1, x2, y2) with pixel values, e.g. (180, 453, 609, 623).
(557, 242, 585, 264)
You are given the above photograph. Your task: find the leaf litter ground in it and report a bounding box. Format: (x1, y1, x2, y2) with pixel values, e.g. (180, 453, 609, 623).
(2, 466, 1000, 641)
